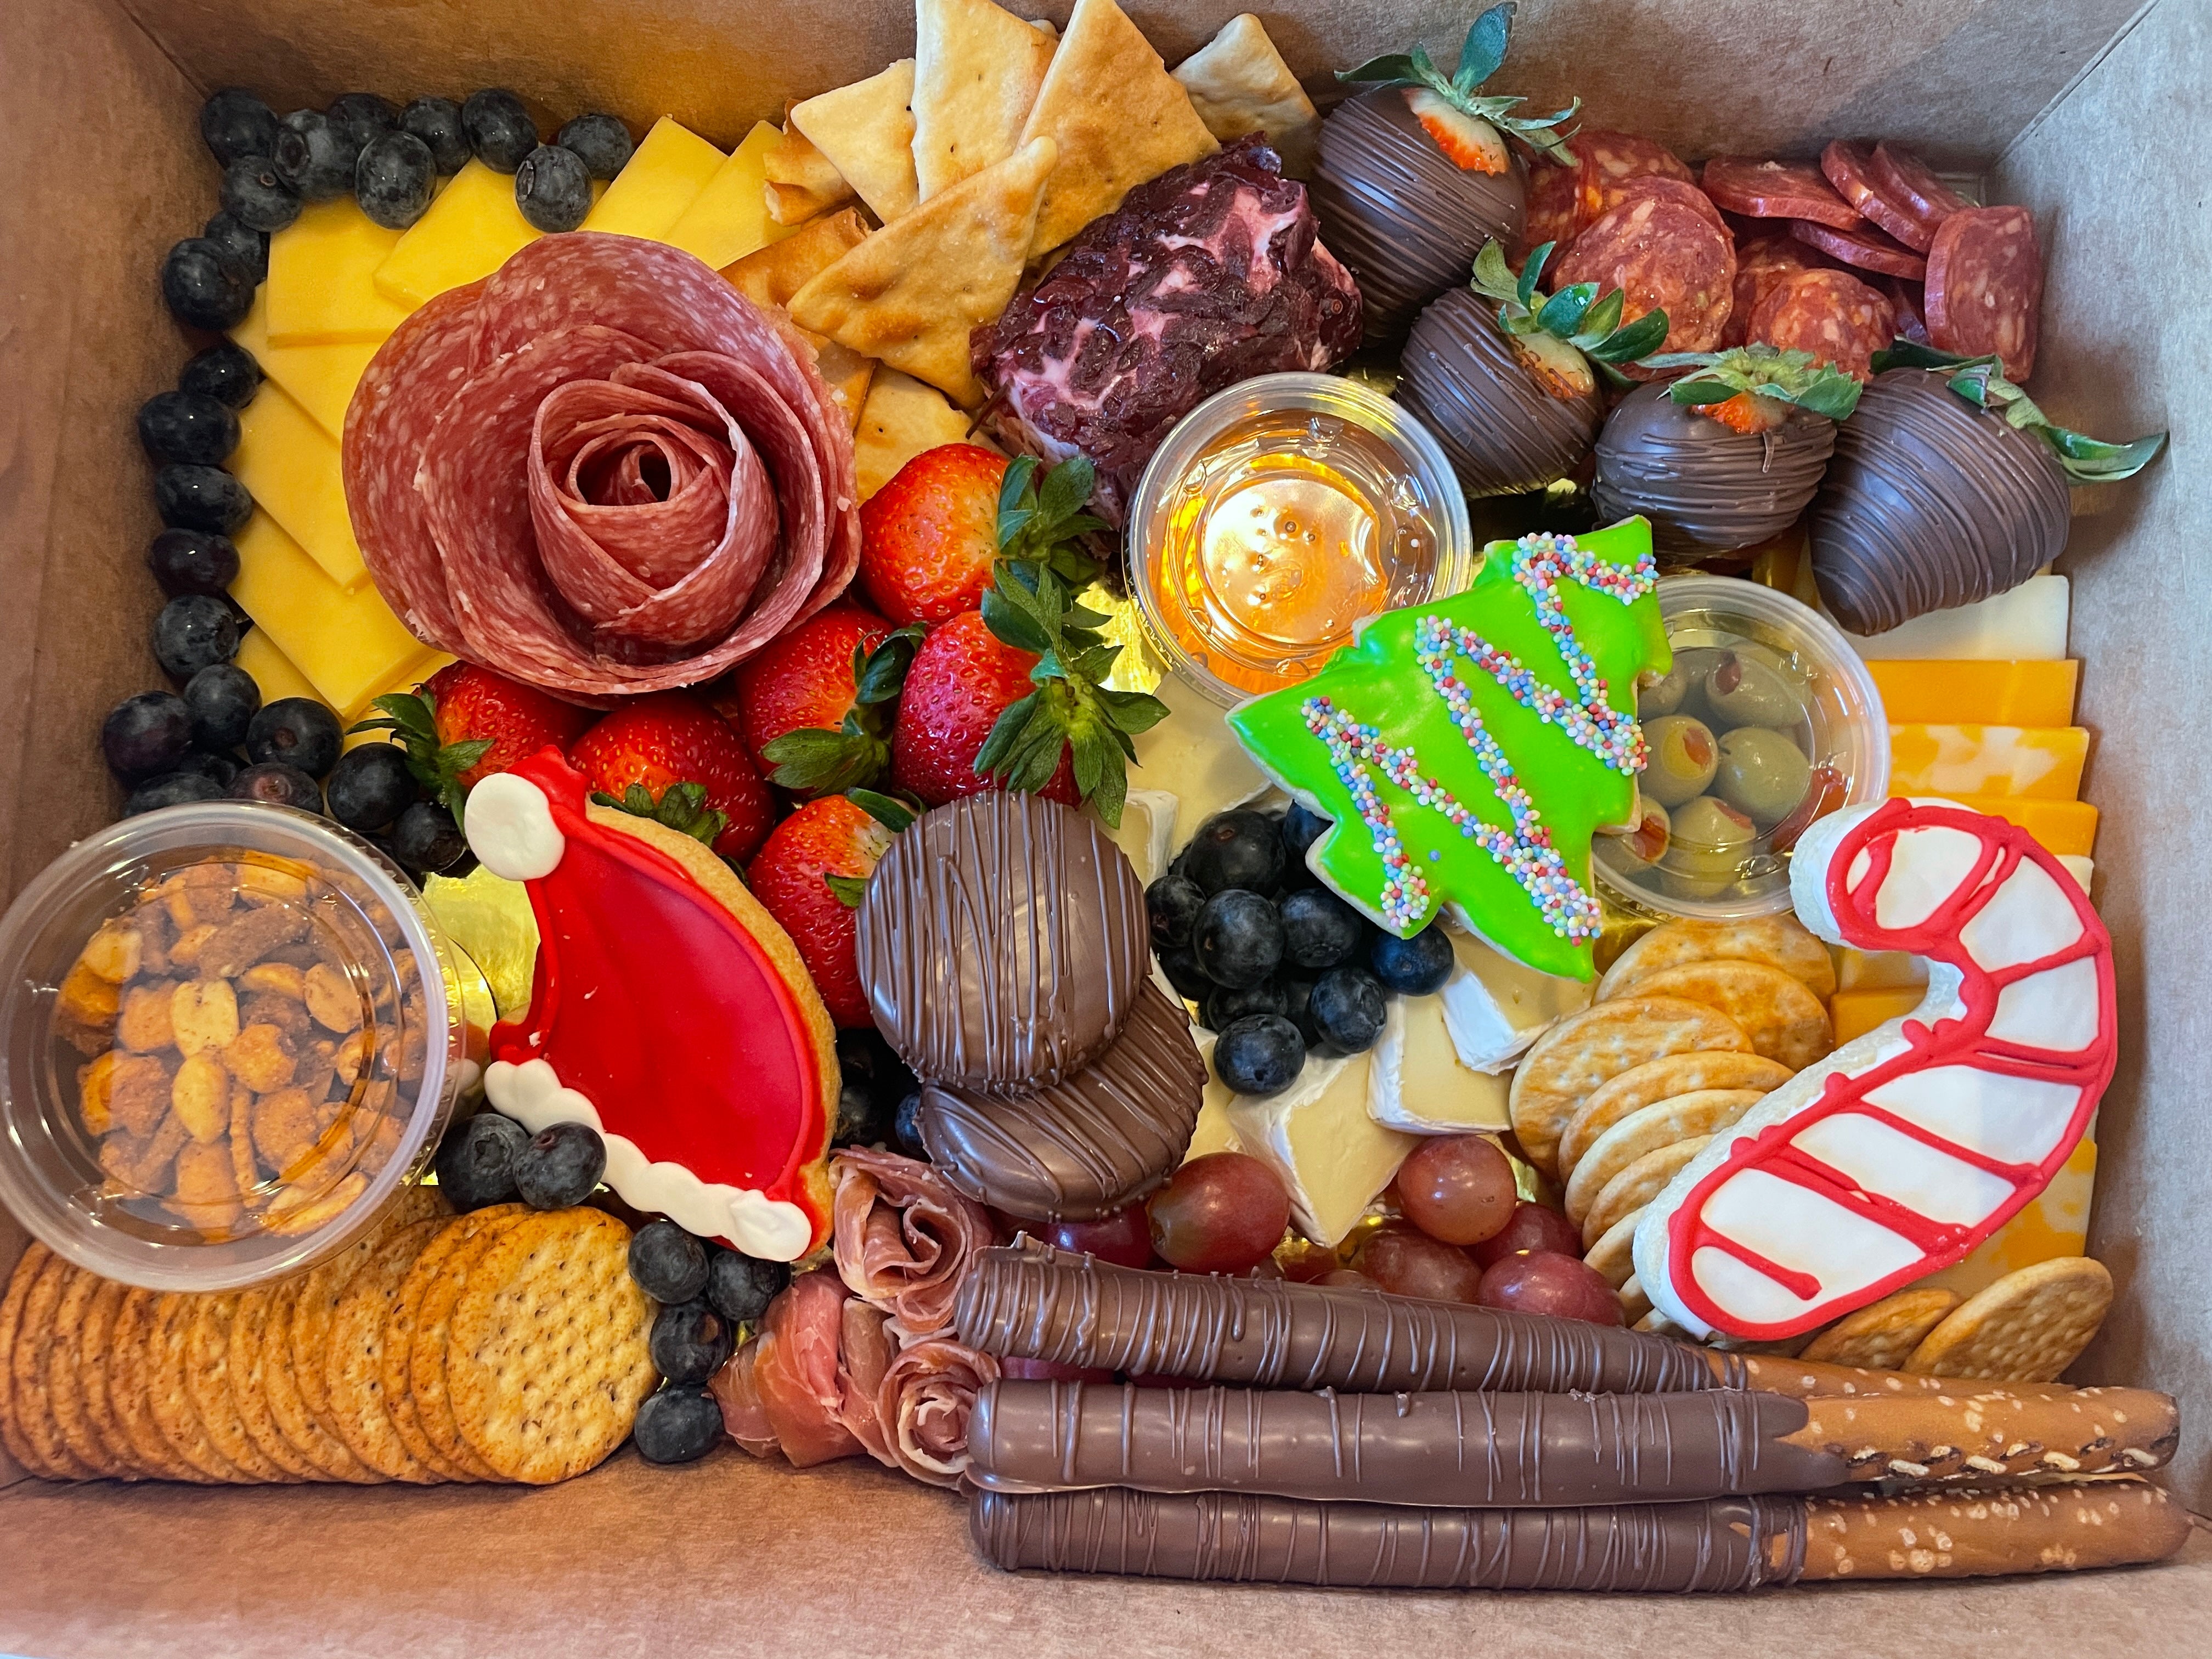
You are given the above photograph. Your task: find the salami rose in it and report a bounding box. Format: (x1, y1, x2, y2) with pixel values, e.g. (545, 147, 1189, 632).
(1554, 195, 1736, 354)
(831, 1147, 1000, 1339)
(876, 1338, 1000, 1488)
(342, 234, 860, 701)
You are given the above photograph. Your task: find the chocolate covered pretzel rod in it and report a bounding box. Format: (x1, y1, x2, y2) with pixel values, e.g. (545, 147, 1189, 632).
(969, 1481, 2191, 1589)
(967, 1381, 1847, 1505)
(1790, 1387, 2177, 1481)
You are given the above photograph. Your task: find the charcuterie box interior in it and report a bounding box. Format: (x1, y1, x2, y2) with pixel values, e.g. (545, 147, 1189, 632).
(2, 0, 2209, 1651)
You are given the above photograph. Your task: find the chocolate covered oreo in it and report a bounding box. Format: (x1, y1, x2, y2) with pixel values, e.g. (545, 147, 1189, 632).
(856, 792, 1150, 1092)
(917, 979, 1205, 1222)
(1593, 380, 1837, 556)
(1398, 287, 1603, 498)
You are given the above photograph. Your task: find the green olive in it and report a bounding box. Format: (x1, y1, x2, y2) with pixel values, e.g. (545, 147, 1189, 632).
(1614, 800, 1670, 867)
(1661, 795, 1756, 890)
(1641, 715, 1719, 807)
(1703, 650, 1805, 728)
(1638, 663, 1691, 718)
(1714, 727, 1812, 825)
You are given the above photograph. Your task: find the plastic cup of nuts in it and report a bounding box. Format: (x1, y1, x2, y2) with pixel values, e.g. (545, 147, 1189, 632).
(0, 802, 475, 1291)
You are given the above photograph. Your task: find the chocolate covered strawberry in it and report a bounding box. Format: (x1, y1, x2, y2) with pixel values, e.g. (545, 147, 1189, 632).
(747, 794, 901, 1028)
(727, 603, 921, 794)
(353, 662, 591, 820)
(568, 690, 776, 862)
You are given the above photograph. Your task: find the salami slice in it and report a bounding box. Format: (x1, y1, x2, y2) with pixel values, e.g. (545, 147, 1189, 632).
(1700, 157, 1862, 231)
(1574, 131, 1695, 223)
(1554, 195, 1736, 354)
(1604, 174, 1727, 237)
(1515, 155, 1583, 266)
(1819, 139, 1936, 252)
(1870, 142, 1971, 225)
(1721, 233, 1828, 348)
(1747, 268, 1893, 381)
(1924, 205, 2042, 380)
(1789, 218, 1927, 280)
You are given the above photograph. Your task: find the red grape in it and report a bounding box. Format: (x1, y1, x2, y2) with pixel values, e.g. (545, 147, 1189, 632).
(1475, 1250, 1624, 1325)
(1043, 1205, 1154, 1269)
(1353, 1222, 1483, 1302)
(1146, 1152, 1291, 1275)
(1275, 1240, 1339, 1283)
(1000, 1356, 1114, 1384)
(1469, 1200, 1582, 1267)
(1396, 1136, 1519, 1246)
(1318, 1268, 1380, 1290)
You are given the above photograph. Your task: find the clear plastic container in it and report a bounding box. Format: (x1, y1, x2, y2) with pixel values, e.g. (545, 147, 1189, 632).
(1594, 575, 1890, 921)
(1128, 372, 1473, 708)
(0, 802, 471, 1291)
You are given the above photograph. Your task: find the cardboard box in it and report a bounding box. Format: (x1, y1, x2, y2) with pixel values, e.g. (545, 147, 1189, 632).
(1, 0, 2207, 1649)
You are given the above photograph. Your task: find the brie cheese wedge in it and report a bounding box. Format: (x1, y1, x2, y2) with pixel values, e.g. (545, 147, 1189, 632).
(1369, 992, 1511, 1134)
(1438, 922, 1592, 1073)
(1226, 1051, 1415, 1247)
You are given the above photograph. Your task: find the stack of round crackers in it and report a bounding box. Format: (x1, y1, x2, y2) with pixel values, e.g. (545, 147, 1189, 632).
(0, 1190, 657, 1485)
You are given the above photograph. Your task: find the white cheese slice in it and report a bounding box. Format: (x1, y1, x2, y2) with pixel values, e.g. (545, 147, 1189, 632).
(2059, 854, 2094, 896)
(1226, 1051, 1415, 1247)
(1130, 672, 1270, 845)
(1183, 1030, 1243, 1160)
(1437, 923, 1592, 1073)
(1369, 993, 1512, 1134)
(1101, 786, 1179, 885)
(1837, 574, 2069, 662)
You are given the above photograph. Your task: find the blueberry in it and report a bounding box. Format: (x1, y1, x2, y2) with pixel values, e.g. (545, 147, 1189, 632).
(123, 771, 227, 816)
(160, 238, 254, 330)
(1206, 980, 1286, 1030)
(229, 761, 324, 813)
(705, 1250, 789, 1324)
(200, 89, 279, 167)
(137, 391, 239, 468)
(1282, 800, 1330, 863)
(354, 131, 436, 229)
(892, 1090, 927, 1159)
(324, 743, 417, 831)
(512, 1120, 607, 1209)
(1145, 874, 1205, 950)
(147, 528, 241, 597)
(400, 97, 471, 174)
(1369, 926, 1455, 995)
(246, 696, 342, 777)
(514, 144, 592, 232)
(462, 89, 538, 172)
(432, 1111, 528, 1210)
(628, 1220, 710, 1304)
(101, 691, 194, 779)
(1276, 972, 1320, 1045)
(154, 595, 243, 680)
(1193, 889, 1283, 990)
(173, 749, 240, 788)
(633, 1384, 724, 1464)
(1179, 809, 1286, 896)
(557, 113, 634, 179)
(154, 464, 252, 535)
(326, 92, 398, 155)
(218, 154, 301, 234)
(1214, 1014, 1306, 1096)
(200, 210, 272, 285)
(1155, 944, 1214, 1004)
(1277, 887, 1364, 970)
(650, 1299, 736, 1385)
(274, 110, 357, 200)
(832, 1025, 914, 1147)
(183, 663, 261, 750)
(1309, 966, 1386, 1054)
(833, 1074, 888, 1146)
(392, 799, 471, 876)
(178, 342, 262, 410)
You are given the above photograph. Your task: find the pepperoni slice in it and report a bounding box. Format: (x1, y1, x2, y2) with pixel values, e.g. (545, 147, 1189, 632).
(1925, 205, 2042, 380)
(1700, 157, 1862, 231)
(1789, 218, 1927, 280)
(1515, 155, 1583, 266)
(1820, 139, 1936, 252)
(1877, 276, 1929, 346)
(1748, 268, 1893, 381)
(1554, 194, 1736, 354)
(1720, 233, 1827, 348)
(1870, 142, 1971, 225)
(1574, 131, 1694, 224)
(1605, 174, 1727, 236)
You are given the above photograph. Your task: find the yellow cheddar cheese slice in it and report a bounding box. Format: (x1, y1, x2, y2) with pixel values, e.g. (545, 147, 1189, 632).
(1939, 793, 2098, 857)
(1888, 724, 2090, 800)
(1866, 659, 2079, 727)
(582, 116, 726, 242)
(229, 514, 427, 718)
(342, 650, 456, 743)
(1917, 1135, 2095, 1301)
(376, 160, 549, 308)
(230, 379, 368, 589)
(1829, 985, 1925, 1047)
(266, 199, 414, 345)
(662, 121, 797, 269)
(233, 628, 320, 707)
(230, 291, 379, 443)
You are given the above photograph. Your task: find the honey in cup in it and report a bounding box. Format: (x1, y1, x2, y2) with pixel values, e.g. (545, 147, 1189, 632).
(1132, 373, 1472, 704)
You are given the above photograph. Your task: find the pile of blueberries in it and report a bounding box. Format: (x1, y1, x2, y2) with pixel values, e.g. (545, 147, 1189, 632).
(432, 1108, 791, 1468)
(1148, 807, 1455, 1097)
(166, 87, 638, 334)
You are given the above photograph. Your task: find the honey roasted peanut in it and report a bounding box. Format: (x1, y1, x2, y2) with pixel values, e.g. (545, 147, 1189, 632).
(170, 979, 240, 1057)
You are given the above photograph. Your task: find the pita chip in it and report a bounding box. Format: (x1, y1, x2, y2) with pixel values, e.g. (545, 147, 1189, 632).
(854, 369, 997, 501)
(764, 116, 856, 225)
(1172, 14, 1320, 177)
(1017, 0, 1218, 255)
(789, 136, 1057, 407)
(791, 60, 921, 223)
(911, 0, 1058, 202)
(722, 207, 872, 307)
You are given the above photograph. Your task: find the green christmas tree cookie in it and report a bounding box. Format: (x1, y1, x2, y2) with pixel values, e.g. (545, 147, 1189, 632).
(1228, 518, 1669, 980)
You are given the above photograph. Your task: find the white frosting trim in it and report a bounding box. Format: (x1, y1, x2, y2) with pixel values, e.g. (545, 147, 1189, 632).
(465, 772, 567, 881)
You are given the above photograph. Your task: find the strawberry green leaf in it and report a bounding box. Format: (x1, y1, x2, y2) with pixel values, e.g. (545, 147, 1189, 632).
(1515, 241, 1549, 307)
(1650, 343, 1861, 419)
(591, 781, 726, 848)
(1582, 307, 1668, 364)
(1088, 747, 1129, 830)
(1536, 282, 1595, 336)
(1469, 239, 1519, 303)
(1568, 286, 1624, 343)
(761, 725, 888, 795)
(980, 585, 1053, 656)
(1339, 53, 1420, 84)
(824, 873, 870, 909)
(1453, 4, 1516, 94)
(973, 689, 1041, 778)
(852, 623, 926, 705)
(845, 788, 916, 832)
(1092, 684, 1170, 734)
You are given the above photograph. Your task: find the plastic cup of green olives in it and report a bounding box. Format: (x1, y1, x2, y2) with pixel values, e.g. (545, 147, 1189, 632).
(1594, 576, 1889, 921)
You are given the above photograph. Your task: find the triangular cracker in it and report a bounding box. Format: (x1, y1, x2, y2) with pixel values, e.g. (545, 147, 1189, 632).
(854, 368, 997, 501)
(911, 0, 1057, 201)
(792, 59, 920, 223)
(764, 116, 856, 225)
(790, 137, 1056, 407)
(1172, 13, 1319, 177)
(723, 207, 871, 307)
(1017, 0, 1218, 254)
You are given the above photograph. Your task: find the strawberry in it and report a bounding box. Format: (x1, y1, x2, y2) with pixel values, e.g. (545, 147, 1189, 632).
(1405, 89, 1508, 174)
(353, 663, 591, 820)
(890, 611, 1078, 808)
(746, 795, 899, 1027)
(729, 603, 924, 795)
(1699, 390, 1792, 435)
(567, 691, 777, 862)
(857, 444, 1007, 625)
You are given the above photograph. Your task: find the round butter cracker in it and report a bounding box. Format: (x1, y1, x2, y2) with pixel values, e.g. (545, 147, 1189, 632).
(324, 1218, 444, 1482)
(1508, 996, 1750, 1177)
(1905, 1257, 2112, 1383)
(1799, 1286, 1961, 1372)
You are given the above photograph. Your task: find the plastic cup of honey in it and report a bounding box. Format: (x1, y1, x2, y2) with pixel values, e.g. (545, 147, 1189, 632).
(1129, 373, 1474, 708)
(0, 802, 474, 1291)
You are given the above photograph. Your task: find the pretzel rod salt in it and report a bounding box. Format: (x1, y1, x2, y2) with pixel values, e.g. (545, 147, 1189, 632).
(1786, 1386, 2177, 1481)
(969, 1481, 2191, 1589)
